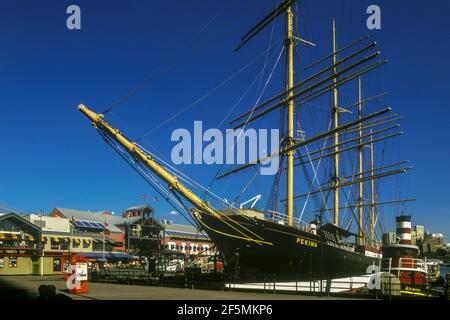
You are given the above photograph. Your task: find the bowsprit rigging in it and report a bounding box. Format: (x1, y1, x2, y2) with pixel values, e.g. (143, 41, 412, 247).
(77, 0, 415, 280)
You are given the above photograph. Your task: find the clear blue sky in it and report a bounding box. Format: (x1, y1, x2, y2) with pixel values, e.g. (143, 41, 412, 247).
(0, 1, 449, 240)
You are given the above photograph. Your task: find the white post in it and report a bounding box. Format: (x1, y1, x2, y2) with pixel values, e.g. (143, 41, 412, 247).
(40, 250, 44, 276)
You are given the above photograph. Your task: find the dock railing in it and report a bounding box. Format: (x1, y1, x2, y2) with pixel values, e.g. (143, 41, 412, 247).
(90, 268, 408, 299)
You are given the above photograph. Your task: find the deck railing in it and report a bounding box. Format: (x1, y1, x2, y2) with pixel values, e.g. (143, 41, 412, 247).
(381, 257, 427, 275)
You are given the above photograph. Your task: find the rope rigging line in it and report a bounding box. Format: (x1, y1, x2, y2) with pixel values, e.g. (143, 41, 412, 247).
(100, 112, 264, 232)
(231, 166, 261, 206)
(96, 129, 204, 232)
(102, 2, 230, 115)
(295, 104, 334, 223)
(134, 141, 270, 239)
(199, 45, 285, 201)
(299, 139, 332, 223)
(137, 143, 233, 208)
(340, 139, 360, 228)
(135, 38, 284, 141)
(177, 44, 285, 181)
(266, 83, 288, 214)
(256, 0, 280, 94)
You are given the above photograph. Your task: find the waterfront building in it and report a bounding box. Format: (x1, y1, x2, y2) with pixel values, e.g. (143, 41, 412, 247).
(1, 206, 219, 275)
(25, 214, 70, 233)
(0, 213, 42, 275)
(411, 230, 417, 245)
(422, 234, 444, 256)
(24, 214, 96, 274)
(123, 204, 154, 218)
(382, 232, 397, 246)
(50, 208, 126, 252)
(121, 205, 163, 256)
(415, 225, 425, 242)
(161, 220, 216, 257)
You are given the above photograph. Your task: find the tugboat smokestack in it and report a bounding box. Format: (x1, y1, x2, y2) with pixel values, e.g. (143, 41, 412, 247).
(396, 215, 412, 245)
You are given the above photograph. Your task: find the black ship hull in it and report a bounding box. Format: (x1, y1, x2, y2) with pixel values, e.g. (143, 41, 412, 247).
(195, 212, 378, 281)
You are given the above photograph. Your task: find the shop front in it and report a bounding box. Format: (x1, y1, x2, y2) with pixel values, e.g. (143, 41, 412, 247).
(0, 213, 43, 275)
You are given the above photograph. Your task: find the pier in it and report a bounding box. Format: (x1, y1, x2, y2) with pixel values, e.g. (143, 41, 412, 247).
(0, 275, 357, 300)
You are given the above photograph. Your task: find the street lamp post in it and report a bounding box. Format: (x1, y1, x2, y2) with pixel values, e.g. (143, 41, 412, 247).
(39, 210, 44, 276)
(67, 218, 73, 273)
(127, 214, 130, 254)
(103, 227, 106, 261)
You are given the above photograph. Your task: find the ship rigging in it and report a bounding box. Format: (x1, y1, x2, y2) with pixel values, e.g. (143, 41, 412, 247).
(78, 0, 415, 279)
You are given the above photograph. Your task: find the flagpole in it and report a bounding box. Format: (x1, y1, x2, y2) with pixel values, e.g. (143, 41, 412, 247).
(40, 210, 44, 276)
(68, 225, 72, 272)
(103, 225, 106, 261)
(127, 213, 130, 254)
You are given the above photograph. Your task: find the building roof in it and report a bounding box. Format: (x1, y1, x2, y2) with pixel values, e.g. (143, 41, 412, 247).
(161, 221, 200, 234)
(117, 216, 143, 225)
(125, 204, 154, 211)
(0, 213, 42, 236)
(54, 208, 124, 233)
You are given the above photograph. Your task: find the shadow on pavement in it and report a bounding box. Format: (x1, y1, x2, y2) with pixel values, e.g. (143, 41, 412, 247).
(0, 278, 30, 300)
(0, 278, 72, 300)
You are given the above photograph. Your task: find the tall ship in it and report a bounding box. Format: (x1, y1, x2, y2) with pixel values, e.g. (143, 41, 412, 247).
(77, 0, 415, 280)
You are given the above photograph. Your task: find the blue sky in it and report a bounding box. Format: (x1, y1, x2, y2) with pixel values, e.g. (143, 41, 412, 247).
(0, 0, 449, 240)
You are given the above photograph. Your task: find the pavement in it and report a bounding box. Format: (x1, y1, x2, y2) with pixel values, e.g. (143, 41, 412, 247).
(0, 275, 358, 300)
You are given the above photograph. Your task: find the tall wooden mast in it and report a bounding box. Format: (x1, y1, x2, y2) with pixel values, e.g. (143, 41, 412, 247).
(286, 4, 295, 226)
(358, 77, 364, 245)
(369, 129, 376, 242)
(332, 19, 340, 225)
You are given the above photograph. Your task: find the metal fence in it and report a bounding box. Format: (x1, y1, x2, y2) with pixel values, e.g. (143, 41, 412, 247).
(91, 268, 439, 299)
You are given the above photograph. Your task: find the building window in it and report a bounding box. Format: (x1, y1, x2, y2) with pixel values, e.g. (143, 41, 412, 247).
(9, 257, 18, 268)
(0, 258, 4, 269)
(73, 240, 80, 248)
(83, 241, 89, 249)
(53, 258, 62, 272)
(34, 220, 46, 228)
(51, 241, 59, 250)
(63, 260, 70, 273)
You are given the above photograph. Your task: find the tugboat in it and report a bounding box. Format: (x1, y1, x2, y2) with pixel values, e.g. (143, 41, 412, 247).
(381, 215, 428, 296)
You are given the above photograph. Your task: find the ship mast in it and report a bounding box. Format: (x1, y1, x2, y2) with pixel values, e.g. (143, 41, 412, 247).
(286, 4, 295, 226)
(369, 129, 376, 242)
(77, 104, 268, 245)
(332, 19, 340, 226)
(358, 77, 364, 245)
